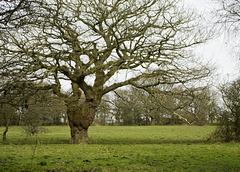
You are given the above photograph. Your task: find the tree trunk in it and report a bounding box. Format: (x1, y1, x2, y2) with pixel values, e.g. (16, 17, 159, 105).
(3, 118, 10, 144)
(67, 100, 97, 144)
(69, 125, 90, 144)
(235, 117, 240, 141)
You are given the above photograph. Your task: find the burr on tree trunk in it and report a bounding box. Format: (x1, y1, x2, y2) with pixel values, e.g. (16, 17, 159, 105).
(64, 87, 100, 144)
(67, 100, 96, 144)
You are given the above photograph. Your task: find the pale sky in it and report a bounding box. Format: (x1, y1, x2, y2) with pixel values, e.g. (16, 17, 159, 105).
(184, 0, 239, 83)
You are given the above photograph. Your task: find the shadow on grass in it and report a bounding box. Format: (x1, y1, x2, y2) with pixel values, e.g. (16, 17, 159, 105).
(90, 138, 209, 145)
(0, 137, 209, 145)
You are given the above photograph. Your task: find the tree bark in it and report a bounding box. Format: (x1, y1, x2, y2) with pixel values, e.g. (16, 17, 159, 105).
(69, 125, 90, 144)
(3, 118, 10, 144)
(67, 100, 97, 144)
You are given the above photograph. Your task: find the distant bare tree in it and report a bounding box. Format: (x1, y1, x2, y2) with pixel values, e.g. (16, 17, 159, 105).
(0, 103, 16, 143)
(221, 79, 240, 141)
(21, 89, 67, 136)
(215, 0, 240, 69)
(210, 78, 240, 142)
(216, 0, 240, 32)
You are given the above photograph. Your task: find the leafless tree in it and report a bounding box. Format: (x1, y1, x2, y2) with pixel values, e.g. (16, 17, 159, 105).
(215, 0, 240, 69)
(216, 0, 240, 32)
(210, 78, 240, 142)
(0, 0, 211, 144)
(221, 79, 240, 141)
(21, 89, 67, 136)
(0, 103, 16, 143)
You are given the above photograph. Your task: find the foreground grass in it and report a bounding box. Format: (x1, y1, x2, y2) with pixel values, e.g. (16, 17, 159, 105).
(0, 126, 240, 171)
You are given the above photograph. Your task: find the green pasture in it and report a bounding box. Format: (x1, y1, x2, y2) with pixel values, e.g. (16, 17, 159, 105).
(0, 126, 240, 171)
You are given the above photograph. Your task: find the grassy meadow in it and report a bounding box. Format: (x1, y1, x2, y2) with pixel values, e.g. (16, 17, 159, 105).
(0, 126, 240, 171)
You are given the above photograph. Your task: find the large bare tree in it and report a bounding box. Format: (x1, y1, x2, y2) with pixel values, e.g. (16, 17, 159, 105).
(0, 0, 210, 144)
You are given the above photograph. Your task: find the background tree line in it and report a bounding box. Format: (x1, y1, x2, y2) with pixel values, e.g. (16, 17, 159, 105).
(95, 77, 240, 142)
(0, 88, 67, 127)
(95, 82, 221, 126)
(1, 78, 236, 128)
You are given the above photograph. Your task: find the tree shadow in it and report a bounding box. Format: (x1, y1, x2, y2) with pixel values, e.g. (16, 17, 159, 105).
(1, 136, 209, 145)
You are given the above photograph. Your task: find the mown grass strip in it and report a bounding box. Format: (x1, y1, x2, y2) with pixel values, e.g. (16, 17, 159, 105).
(0, 125, 216, 145)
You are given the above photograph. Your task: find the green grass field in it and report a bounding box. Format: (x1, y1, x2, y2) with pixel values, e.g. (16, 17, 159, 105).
(0, 126, 240, 171)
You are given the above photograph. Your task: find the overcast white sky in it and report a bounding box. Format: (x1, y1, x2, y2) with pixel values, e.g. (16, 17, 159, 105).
(184, 0, 239, 83)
